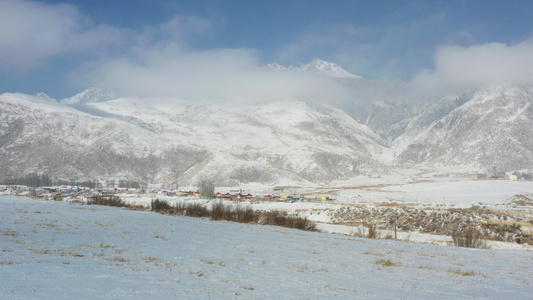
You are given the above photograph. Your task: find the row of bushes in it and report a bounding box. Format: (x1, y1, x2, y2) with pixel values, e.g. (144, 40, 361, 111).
(151, 199, 316, 231)
(87, 195, 127, 207)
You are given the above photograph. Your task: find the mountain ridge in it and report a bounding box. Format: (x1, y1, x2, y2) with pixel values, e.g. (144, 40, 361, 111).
(266, 58, 363, 79)
(2, 59, 533, 185)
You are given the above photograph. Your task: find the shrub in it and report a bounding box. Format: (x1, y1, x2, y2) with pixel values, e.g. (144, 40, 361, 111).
(87, 195, 127, 207)
(151, 199, 172, 212)
(233, 205, 257, 223)
(260, 210, 316, 231)
(365, 222, 379, 239)
(210, 200, 232, 221)
(185, 203, 210, 218)
(451, 226, 488, 249)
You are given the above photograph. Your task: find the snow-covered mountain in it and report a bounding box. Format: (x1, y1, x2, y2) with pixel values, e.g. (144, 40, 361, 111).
(2, 59, 533, 185)
(395, 84, 533, 172)
(0, 92, 209, 185)
(266, 58, 363, 79)
(0, 89, 390, 186)
(61, 85, 118, 105)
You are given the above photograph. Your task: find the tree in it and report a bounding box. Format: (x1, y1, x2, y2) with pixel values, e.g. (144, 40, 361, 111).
(198, 178, 215, 199)
(25, 173, 40, 188)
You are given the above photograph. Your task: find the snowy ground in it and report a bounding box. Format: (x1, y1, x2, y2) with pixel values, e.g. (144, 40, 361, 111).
(335, 179, 533, 207)
(90, 179, 533, 211)
(78, 179, 532, 249)
(2, 195, 533, 299)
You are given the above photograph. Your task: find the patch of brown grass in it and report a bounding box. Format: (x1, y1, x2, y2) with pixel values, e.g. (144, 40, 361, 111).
(375, 259, 402, 267)
(447, 269, 477, 276)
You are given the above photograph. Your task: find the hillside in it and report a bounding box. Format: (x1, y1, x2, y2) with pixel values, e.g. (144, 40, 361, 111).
(0, 90, 390, 186)
(395, 84, 533, 172)
(1, 195, 532, 299)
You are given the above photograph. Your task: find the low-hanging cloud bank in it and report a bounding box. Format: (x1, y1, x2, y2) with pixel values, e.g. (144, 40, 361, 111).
(410, 40, 533, 99)
(93, 38, 533, 105)
(90, 45, 354, 105)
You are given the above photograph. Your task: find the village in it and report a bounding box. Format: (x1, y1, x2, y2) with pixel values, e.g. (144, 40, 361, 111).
(2, 179, 533, 249)
(0, 184, 333, 203)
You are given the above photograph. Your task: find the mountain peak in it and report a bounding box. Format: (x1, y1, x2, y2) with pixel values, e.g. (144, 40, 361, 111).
(266, 59, 363, 79)
(35, 92, 55, 102)
(61, 85, 118, 105)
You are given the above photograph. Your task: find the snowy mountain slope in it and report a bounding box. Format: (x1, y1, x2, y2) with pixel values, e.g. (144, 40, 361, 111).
(84, 96, 391, 184)
(395, 84, 533, 172)
(0, 93, 209, 185)
(61, 85, 118, 105)
(267, 60, 419, 142)
(0, 91, 390, 185)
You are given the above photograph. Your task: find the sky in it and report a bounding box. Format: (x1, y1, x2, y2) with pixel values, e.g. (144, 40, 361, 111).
(1, 0, 533, 100)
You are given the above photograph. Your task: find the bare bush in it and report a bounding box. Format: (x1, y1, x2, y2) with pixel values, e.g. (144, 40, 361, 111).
(151, 199, 172, 212)
(184, 203, 210, 218)
(261, 210, 316, 231)
(87, 195, 126, 207)
(451, 226, 488, 249)
(355, 222, 381, 239)
(233, 205, 257, 223)
(211, 200, 232, 221)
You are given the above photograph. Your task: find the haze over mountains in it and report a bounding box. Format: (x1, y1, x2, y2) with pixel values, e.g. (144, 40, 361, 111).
(1, 59, 532, 186)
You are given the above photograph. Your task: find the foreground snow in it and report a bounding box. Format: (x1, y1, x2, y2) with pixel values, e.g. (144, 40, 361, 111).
(1, 196, 532, 299)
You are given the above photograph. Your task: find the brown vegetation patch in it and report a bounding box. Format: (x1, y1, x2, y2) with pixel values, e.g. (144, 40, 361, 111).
(375, 259, 402, 267)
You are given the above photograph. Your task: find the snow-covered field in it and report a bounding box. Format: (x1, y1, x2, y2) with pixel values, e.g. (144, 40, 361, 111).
(1, 195, 533, 299)
(336, 179, 533, 207)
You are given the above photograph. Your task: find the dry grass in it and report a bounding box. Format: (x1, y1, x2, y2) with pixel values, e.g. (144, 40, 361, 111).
(362, 251, 384, 257)
(447, 269, 477, 276)
(375, 259, 402, 267)
(376, 202, 413, 208)
(485, 219, 533, 228)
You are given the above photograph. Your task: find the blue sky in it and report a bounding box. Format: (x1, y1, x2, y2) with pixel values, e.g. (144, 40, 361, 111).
(1, 0, 533, 99)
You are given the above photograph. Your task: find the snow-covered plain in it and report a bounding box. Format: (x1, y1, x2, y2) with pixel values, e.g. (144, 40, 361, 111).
(336, 179, 533, 207)
(1, 195, 533, 299)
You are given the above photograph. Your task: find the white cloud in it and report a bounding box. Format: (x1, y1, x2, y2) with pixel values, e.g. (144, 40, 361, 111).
(90, 44, 352, 104)
(0, 0, 125, 71)
(410, 40, 533, 98)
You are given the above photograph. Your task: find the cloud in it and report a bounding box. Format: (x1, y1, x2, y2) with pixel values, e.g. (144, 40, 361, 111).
(410, 40, 533, 98)
(89, 43, 353, 105)
(0, 0, 126, 71)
